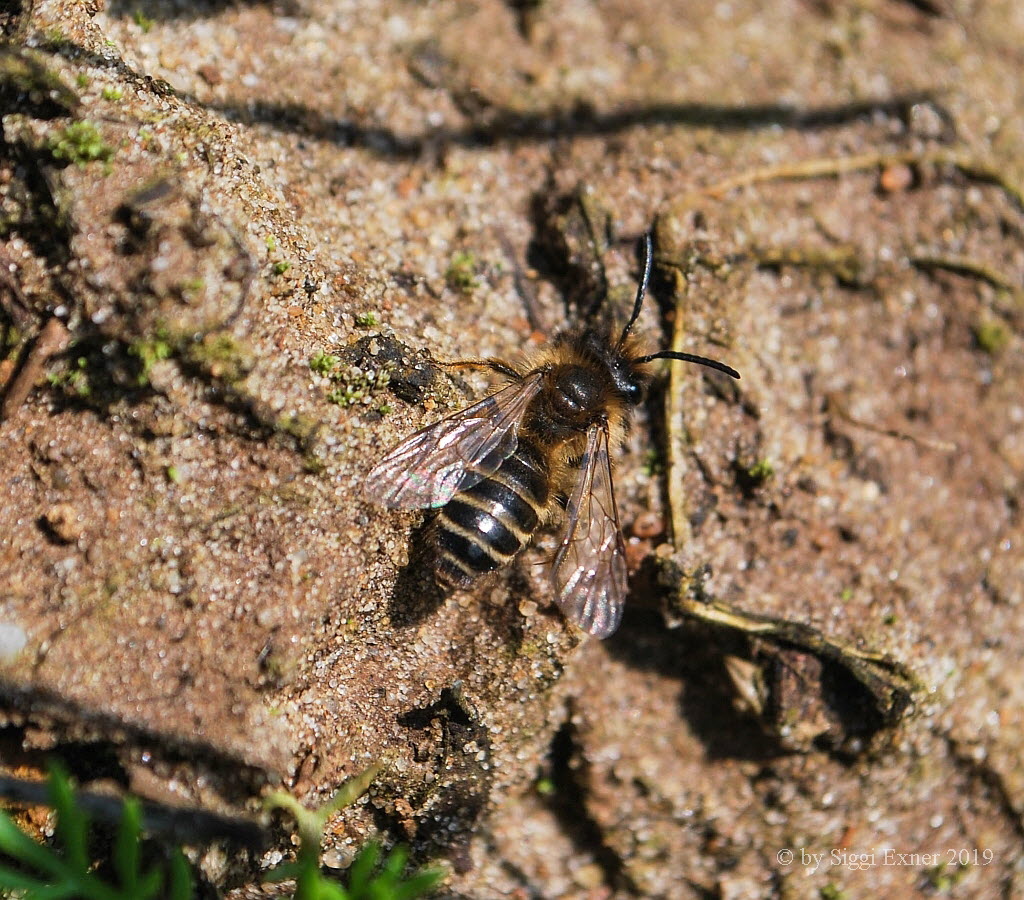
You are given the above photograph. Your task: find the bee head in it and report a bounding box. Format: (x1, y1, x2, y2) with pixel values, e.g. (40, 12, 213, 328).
(607, 342, 648, 407)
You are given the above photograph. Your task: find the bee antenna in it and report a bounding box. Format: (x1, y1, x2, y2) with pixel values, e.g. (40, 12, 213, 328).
(636, 350, 741, 380)
(617, 231, 653, 348)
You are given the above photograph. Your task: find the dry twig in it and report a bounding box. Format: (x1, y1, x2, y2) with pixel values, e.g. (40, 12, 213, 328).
(1, 316, 71, 421)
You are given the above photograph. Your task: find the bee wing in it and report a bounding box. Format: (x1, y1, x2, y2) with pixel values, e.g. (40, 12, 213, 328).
(552, 422, 628, 638)
(365, 372, 544, 510)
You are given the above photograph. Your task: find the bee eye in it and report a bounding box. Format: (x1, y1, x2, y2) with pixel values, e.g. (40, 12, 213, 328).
(622, 381, 643, 404)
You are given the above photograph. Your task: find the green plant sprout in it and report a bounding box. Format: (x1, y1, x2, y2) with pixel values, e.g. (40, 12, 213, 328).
(0, 763, 191, 900)
(0, 762, 442, 900)
(264, 763, 444, 900)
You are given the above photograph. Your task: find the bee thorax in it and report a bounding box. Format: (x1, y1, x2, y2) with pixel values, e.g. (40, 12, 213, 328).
(550, 365, 611, 420)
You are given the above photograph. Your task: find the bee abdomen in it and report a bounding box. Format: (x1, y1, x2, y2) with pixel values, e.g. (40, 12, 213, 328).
(434, 441, 549, 585)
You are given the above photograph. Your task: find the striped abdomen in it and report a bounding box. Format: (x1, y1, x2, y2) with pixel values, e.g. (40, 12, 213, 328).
(433, 438, 550, 586)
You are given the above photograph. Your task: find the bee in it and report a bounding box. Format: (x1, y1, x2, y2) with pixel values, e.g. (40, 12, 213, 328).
(366, 234, 739, 638)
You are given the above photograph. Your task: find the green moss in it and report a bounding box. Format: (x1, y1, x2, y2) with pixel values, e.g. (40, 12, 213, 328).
(311, 352, 393, 408)
(132, 9, 155, 32)
(641, 447, 664, 477)
(166, 465, 181, 484)
(47, 355, 91, 397)
(924, 861, 968, 893)
(445, 250, 480, 294)
(128, 337, 173, 385)
(309, 351, 340, 376)
(179, 277, 205, 300)
(354, 311, 380, 328)
(326, 364, 391, 407)
(973, 317, 1010, 355)
(75, 73, 90, 88)
(302, 456, 327, 475)
(263, 234, 294, 277)
(272, 413, 322, 453)
(746, 458, 775, 482)
(46, 121, 114, 168)
(2, 325, 23, 357)
(101, 85, 124, 102)
(535, 777, 555, 797)
(184, 334, 254, 384)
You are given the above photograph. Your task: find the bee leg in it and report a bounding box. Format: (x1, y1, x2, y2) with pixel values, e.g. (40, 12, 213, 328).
(434, 358, 525, 381)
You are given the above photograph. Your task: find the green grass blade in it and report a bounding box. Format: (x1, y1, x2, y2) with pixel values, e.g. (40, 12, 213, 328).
(317, 880, 349, 900)
(391, 868, 445, 900)
(135, 865, 164, 898)
(264, 860, 303, 883)
(0, 866, 52, 890)
(322, 764, 383, 820)
(0, 813, 66, 876)
(113, 796, 142, 892)
(346, 841, 380, 893)
(166, 848, 193, 900)
(26, 881, 88, 900)
(46, 764, 89, 872)
(380, 844, 409, 880)
(295, 857, 329, 900)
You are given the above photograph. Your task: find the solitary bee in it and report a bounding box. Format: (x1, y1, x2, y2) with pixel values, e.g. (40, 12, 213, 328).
(366, 234, 739, 637)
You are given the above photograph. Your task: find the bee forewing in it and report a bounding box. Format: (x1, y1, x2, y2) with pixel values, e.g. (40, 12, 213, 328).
(552, 423, 628, 638)
(365, 373, 544, 510)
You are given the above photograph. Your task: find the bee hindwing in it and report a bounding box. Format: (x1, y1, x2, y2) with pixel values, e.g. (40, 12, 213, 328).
(365, 373, 544, 510)
(552, 423, 628, 638)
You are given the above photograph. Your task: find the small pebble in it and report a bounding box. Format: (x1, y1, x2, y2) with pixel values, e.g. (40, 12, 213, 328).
(0, 623, 28, 663)
(43, 503, 84, 543)
(879, 163, 914, 193)
(631, 511, 665, 539)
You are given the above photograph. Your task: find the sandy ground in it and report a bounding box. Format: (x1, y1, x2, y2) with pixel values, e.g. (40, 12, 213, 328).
(1, 0, 1023, 897)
